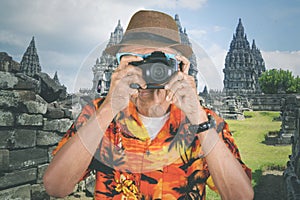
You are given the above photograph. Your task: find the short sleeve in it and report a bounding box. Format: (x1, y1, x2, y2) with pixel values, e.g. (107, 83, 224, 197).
(51, 98, 105, 180)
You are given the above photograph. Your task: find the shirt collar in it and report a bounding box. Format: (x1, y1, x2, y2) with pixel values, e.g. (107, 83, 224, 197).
(118, 101, 186, 127)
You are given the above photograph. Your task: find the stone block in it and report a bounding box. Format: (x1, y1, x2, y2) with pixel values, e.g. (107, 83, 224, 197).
(43, 118, 73, 133)
(45, 106, 65, 119)
(85, 174, 96, 196)
(23, 98, 47, 114)
(48, 146, 56, 162)
(31, 184, 50, 200)
(9, 148, 48, 170)
(0, 149, 9, 172)
(16, 113, 43, 127)
(0, 71, 39, 91)
(0, 184, 31, 200)
(0, 168, 36, 189)
(63, 108, 73, 119)
(0, 90, 36, 109)
(37, 163, 49, 183)
(0, 129, 36, 149)
(14, 73, 40, 91)
(0, 71, 18, 89)
(0, 111, 14, 127)
(36, 130, 62, 146)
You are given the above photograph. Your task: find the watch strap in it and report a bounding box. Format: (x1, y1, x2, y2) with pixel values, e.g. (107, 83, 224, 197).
(188, 114, 214, 134)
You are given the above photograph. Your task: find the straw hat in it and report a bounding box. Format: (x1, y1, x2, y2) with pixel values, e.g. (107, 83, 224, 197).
(104, 10, 193, 58)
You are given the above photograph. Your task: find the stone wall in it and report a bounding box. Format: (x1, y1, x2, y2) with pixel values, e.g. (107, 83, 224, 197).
(0, 71, 74, 199)
(247, 94, 286, 111)
(284, 95, 300, 199)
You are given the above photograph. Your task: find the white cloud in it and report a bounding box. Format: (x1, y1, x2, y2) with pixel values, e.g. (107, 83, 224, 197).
(149, 0, 207, 10)
(262, 50, 300, 76)
(212, 25, 224, 32)
(0, 30, 26, 47)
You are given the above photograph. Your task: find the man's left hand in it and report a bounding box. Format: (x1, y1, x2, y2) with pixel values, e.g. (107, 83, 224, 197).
(164, 55, 207, 124)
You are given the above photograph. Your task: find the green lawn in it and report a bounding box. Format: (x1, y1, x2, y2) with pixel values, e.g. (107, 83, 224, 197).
(206, 111, 292, 199)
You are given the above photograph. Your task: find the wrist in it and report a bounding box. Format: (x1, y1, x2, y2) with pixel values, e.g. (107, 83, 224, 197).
(188, 113, 215, 134)
(188, 107, 208, 125)
(198, 129, 220, 157)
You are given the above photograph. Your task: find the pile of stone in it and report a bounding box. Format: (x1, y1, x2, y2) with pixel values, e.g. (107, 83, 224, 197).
(265, 95, 295, 145)
(283, 95, 300, 199)
(0, 36, 96, 199)
(0, 68, 75, 199)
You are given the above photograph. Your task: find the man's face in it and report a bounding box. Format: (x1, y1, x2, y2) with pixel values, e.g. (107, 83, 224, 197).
(118, 46, 179, 116)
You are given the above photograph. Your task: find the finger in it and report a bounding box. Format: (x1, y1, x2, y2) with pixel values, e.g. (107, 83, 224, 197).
(113, 65, 143, 81)
(118, 55, 143, 68)
(166, 80, 187, 102)
(185, 75, 197, 92)
(176, 55, 190, 74)
(164, 71, 185, 90)
(123, 74, 147, 89)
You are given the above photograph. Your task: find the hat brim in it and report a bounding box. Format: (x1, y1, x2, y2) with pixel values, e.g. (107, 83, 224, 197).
(104, 28, 193, 58)
(104, 41, 193, 58)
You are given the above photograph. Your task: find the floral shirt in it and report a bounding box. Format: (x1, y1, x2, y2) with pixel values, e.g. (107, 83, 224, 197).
(53, 98, 251, 200)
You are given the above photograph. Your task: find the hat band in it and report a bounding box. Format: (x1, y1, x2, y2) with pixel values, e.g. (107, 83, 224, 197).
(120, 32, 179, 45)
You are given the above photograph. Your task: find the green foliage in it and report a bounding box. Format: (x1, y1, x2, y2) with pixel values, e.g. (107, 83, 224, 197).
(258, 69, 299, 94)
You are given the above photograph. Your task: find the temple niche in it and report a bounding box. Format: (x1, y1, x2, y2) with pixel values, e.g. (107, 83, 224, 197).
(223, 18, 266, 96)
(90, 14, 198, 96)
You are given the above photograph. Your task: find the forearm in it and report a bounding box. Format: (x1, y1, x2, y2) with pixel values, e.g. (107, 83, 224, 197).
(200, 129, 254, 200)
(43, 100, 114, 197)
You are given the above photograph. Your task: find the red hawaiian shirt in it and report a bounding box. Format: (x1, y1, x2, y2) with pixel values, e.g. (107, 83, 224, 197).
(53, 98, 251, 200)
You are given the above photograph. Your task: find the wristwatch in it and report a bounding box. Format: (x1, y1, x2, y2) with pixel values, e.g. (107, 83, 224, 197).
(188, 114, 215, 134)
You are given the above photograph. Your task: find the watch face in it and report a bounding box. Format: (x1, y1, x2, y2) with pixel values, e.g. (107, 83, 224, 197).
(188, 122, 210, 134)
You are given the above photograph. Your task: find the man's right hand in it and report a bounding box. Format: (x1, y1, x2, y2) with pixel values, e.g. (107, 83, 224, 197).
(104, 55, 146, 116)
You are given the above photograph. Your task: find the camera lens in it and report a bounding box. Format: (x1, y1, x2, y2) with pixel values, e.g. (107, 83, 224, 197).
(150, 63, 170, 83)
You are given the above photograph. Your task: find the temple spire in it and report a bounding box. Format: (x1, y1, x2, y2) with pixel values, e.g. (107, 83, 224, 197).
(20, 36, 41, 77)
(236, 18, 245, 38)
(174, 14, 183, 33)
(53, 71, 60, 84)
(106, 20, 124, 49)
(252, 39, 257, 50)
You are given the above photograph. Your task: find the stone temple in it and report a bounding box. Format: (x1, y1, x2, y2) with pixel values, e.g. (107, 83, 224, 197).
(20, 37, 42, 77)
(223, 18, 266, 96)
(90, 14, 198, 96)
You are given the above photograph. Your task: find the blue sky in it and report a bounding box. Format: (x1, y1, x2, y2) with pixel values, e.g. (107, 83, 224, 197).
(0, 0, 299, 92)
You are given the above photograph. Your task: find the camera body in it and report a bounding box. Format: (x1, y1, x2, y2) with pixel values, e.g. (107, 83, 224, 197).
(129, 51, 178, 89)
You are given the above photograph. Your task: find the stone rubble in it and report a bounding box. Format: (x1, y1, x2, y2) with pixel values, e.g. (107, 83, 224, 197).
(0, 46, 93, 199)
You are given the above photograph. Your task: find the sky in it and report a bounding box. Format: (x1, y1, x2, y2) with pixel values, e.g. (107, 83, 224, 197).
(0, 0, 299, 92)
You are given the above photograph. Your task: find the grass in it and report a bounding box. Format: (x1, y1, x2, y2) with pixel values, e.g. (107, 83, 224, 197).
(206, 111, 292, 199)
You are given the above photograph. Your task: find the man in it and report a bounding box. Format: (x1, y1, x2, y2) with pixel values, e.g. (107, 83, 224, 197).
(44, 10, 253, 199)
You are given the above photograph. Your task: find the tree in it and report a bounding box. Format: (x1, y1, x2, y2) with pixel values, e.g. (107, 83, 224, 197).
(295, 76, 300, 93)
(259, 69, 297, 94)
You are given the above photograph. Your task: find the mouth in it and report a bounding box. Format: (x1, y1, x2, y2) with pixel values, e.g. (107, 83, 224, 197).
(138, 89, 154, 97)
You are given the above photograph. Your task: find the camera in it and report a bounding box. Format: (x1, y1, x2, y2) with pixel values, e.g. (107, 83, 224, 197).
(129, 51, 178, 89)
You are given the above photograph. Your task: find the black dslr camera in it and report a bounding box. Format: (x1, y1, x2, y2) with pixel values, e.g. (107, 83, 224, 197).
(129, 51, 178, 89)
